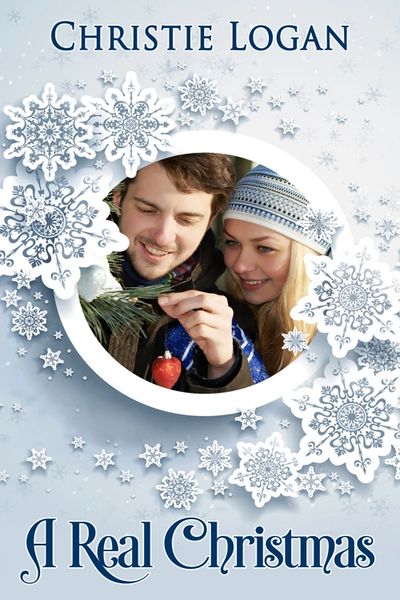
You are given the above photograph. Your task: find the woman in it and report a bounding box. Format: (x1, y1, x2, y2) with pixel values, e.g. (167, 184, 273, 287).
(222, 165, 329, 375)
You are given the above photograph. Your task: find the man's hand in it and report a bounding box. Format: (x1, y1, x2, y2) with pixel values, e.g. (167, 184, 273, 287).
(158, 290, 235, 379)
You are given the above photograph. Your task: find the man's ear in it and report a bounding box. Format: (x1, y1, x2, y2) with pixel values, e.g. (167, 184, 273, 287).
(112, 190, 122, 208)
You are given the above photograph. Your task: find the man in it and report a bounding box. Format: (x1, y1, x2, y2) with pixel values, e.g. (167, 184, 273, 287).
(108, 153, 265, 392)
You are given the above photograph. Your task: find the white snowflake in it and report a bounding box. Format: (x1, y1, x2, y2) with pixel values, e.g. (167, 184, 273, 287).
(299, 206, 340, 248)
(318, 150, 336, 168)
(119, 470, 134, 484)
(40, 348, 64, 371)
(282, 328, 309, 355)
(1, 289, 21, 308)
(354, 338, 400, 374)
(12, 402, 22, 413)
(83, 71, 175, 178)
(198, 440, 232, 477)
(210, 480, 228, 496)
(156, 469, 203, 510)
(354, 208, 370, 223)
(291, 239, 400, 358)
(64, 368, 74, 377)
(178, 73, 220, 116)
(316, 85, 328, 95)
(329, 472, 339, 481)
(53, 331, 63, 340)
(278, 118, 298, 136)
(228, 433, 299, 508)
(19, 474, 29, 484)
(0, 164, 126, 298)
(348, 182, 360, 192)
(11, 301, 47, 341)
(94, 449, 115, 471)
(297, 466, 326, 498)
(283, 357, 400, 483)
(99, 70, 118, 85)
(280, 418, 290, 429)
(337, 480, 354, 495)
(177, 112, 194, 127)
(385, 446, 400, 479)
(234, 408, 263, 431)
(71, 436, 86, 449)
(218, 97, 247, 125)
(12, 270, 33, 289)
(268, 95, 285, 109)
(288, 85, 300, 96)
(139, 443, 167, 468)
(174, 441, 188, 454)
(375, 215, 400, 241)
(4, 83, 95, 181)
(0, 470, 10, 483)
(246, 77, 267, 94)
(26, 448, 52, 471)
(17, 347, 27, 357)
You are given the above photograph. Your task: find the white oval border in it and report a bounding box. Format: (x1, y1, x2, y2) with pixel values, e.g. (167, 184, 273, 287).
(56, 130, 353, 416)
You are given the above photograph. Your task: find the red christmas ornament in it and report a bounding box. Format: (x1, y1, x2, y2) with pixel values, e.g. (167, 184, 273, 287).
(151, 350, 182, 389)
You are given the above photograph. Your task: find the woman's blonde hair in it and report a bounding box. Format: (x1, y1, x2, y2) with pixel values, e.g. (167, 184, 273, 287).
(228, 239, 317, 375)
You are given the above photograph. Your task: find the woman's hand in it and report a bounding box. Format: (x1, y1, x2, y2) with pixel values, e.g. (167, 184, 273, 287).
(158, 290, 235, 379)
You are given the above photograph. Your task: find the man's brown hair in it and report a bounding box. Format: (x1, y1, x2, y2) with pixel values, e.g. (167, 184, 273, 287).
(120, 153, 235, 218)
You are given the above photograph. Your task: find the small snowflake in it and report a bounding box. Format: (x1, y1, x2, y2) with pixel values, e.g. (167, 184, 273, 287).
(11, 302, 47, 341)
(235, 408, 263, 431)
(40, 348, 64, 371)
(375, 215, 400, 241)
(26, 448, 52, 471)
(298, 466, 326, 498)
(18, 474, 29, 484)
(94, 449, 115, 471)
(177, 112, 194, 127)
(218, 98, 247, 125)
(174, 441, 188, 454)
(75, 80, 87, 90)
(0, 470, 10, 483)
(246, 77, 267, 94)
(64, 368, 74, 377)
(139, 443, 168, 468)
(53, 331, 63, 340)
(318, 150, 337, 168)
(17, 347, 27, 357)
(99, 70, 118, 85)
(198, 440, 232, 477)
(282, 328, 309, 355)
(316, 85, 328, 95)
(119, 470, 134, 484)
(385, 446, 400, 479)
(12, 271, 33, 290)
(354, 208, 371, 223)
(280, 418, 290, 429)
(268, 95, 285, 109)
(229, 433, 299, 507)
(288, 85, 300, 96)
(12, 402, 22, 413)
(1, 289, 22, 308)
(306, 352, 318, 362)
(33, 291, 43, 300)
(156, 469, 203, 510)
(348, 182, 360, 192)
(4, 83, 95, 181)
(278, 118, 299, 136)
(71, 436, 86, 449)
(178, 73, 220, 116)
(211, 480, 228, 496)
(338, 480, 354, 495)
(299, 207, 340, 248)
(94, 159, 104, 169)
(329, 472, 339, 481)
(336, 114, 347, 125)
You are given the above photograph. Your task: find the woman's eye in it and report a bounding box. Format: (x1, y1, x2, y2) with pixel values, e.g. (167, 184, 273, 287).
(258, 246, 273, 253)
(138, 207, 156, 214)
(223, 239, 239, 247)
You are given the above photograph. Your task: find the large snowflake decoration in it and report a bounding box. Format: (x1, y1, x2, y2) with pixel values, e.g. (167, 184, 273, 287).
(4, 84, 95, 181)
(11, 301, 47, 340)
(228, 433, 299, 507)
(40, 348, 64, 371)
(299, 207, 341, 249)
(26, 448, 52, 471)
(83, 71, 175, 177)
(178, 73, 220, 116)
(283, 357, 400, 483)
(282, 328, 309, 355)
(0, 164, 126, 298)
(198, 440, 232, 477)
(156, 469, 203, 510)
(291, 239, 400, 358)
(354, 338, 400, 374)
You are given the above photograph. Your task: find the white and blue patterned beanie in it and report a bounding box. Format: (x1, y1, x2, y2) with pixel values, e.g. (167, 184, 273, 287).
(223, 165, 331, 253)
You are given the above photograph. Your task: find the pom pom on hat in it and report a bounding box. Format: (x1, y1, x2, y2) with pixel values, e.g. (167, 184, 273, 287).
(223, 165, 331, 253)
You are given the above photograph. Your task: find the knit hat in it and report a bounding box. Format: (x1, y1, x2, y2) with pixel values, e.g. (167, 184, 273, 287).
(223, 165, 332, 253)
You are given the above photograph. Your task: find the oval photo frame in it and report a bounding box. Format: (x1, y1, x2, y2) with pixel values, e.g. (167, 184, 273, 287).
(56, 130, 352, 416)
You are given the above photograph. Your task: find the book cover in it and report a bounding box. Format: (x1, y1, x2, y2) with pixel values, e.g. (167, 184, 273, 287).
(1, 1, 399, 597)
